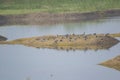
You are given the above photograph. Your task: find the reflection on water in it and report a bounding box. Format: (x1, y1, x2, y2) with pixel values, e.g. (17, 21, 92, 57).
(38, 43, 118, 51)
(0, 44, 120, 80)
(0, 17, 120, 80)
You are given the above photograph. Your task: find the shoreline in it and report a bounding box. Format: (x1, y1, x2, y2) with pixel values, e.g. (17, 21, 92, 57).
(0, 9, 120, 25)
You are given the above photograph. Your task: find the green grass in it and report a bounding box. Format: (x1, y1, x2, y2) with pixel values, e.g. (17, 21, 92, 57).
(0, 0, 120, 15)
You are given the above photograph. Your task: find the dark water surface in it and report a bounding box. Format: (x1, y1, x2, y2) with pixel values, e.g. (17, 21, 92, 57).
(0, 17, 120, 80)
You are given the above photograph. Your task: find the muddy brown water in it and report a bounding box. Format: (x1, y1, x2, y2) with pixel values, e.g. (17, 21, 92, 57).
(0, 17, 120, 80)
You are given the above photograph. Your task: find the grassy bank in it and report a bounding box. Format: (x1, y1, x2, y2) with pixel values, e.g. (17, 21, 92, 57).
(0, 0, 120, 15)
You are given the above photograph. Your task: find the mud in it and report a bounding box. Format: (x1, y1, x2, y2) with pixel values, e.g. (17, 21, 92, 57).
(100, 55, 120, 71)
(0, 9, 120, 25)
(0, 33, 119, 50)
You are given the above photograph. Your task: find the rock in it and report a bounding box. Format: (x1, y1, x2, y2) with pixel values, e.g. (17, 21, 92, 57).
(0, 35, 7, 41)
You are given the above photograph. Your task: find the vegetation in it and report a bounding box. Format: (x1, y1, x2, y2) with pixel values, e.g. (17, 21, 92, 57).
(0, 0, 120, 15)
(110, 33, 120, 37)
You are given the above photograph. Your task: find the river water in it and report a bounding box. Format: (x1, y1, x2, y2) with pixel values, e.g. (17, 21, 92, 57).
(0, 17, 120, 80)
